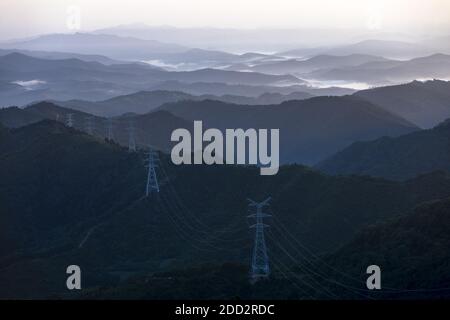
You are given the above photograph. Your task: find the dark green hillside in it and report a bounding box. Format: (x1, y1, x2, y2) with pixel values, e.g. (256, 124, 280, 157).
(1, 120, 450, 299)
(80, 196, 450, 299)
(0, 120, 145, 257)
(317, 118, 450, 180)
(0, 106, 45, 128)
(160, 95, 418, 164)
(354, 80, 450, 128)
(325, 197, 450, 299)
(0, 101, 193, 153)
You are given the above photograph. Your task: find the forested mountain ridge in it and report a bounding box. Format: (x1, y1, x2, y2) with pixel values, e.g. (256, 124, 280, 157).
(317, 117, 450, 180)
(1, 120, 450, 298)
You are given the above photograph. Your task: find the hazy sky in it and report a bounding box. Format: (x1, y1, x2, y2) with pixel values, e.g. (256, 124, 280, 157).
(0, 0, 449, 40)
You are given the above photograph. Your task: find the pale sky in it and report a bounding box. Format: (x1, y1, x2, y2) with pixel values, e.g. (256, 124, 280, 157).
(0, 0, 449, 40)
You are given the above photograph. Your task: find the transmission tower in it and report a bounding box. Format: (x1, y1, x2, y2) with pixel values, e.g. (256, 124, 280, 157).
(105, 118, 115, 141)
(248, 197, 272, 282)
(65, 113, 74, 127)
(127, 119, 137, 152)
(85, 116, 95, 135)
(145, 148, 160, 196)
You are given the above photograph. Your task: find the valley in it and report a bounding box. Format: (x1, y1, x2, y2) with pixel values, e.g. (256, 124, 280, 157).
(1, 6, 450, 301)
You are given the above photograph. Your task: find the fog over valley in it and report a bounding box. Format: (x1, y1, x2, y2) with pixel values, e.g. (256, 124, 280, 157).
(2, 0, 450, 302)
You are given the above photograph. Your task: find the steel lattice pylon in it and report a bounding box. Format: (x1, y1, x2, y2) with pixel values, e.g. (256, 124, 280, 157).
(248, 197, 272, 283)
(145, 148, 160, 196)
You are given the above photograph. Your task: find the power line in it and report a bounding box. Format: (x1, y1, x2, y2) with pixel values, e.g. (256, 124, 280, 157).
(157, 160, 248, 242)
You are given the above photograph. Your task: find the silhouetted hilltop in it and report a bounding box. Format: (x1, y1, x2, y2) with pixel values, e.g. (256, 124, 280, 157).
(355, 80, 450, 128)
(160, 95, 418, 164)
(2, 119, 450, 298)
(317, 115, 450, 180)
(51, 90, 314, 117)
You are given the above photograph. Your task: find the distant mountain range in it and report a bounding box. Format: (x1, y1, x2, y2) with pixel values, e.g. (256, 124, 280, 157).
(3, 70, 449, 168)
(0, 33, 284, 70)
(354, 80, 450, 128)
(0, 33, 187, 61)
(307, 54, 450, 86)
(0, 48, 124, 65)
(244, 54, 390, 75)
(0, 102, 191, 153)
(51, 90, 314, 117)
(93, 24, 370, 52)
(148, 80, 355, 97)
(144, 48, 284, 71)
(0, 52, 302, 106)
(225, 52, 450, 88)
(0, 52, 299, 86)
(2, 43, 449, 109)
(316, 116, 450, 181)
(0, 95, 418, 165)
(280, 40, 437, 59)
(159, 96, 418, 164)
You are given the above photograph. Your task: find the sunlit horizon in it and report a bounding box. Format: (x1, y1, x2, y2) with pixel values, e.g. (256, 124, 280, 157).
(0, 0, 449, 41)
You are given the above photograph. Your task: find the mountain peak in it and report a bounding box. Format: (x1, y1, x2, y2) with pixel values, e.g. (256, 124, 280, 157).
(26, 101, 89, 118)
(0, 52, 34, 60)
